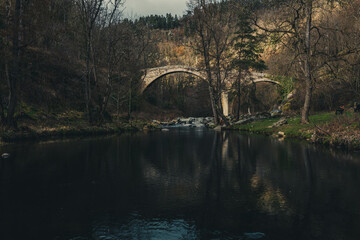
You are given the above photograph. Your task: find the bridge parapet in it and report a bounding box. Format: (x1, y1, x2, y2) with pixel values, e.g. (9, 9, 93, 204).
(141, 66, 280, 92)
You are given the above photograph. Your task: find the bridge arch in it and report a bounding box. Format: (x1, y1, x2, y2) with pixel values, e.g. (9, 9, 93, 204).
(253, 79, 281, 85)
(140, 66, 207, 93)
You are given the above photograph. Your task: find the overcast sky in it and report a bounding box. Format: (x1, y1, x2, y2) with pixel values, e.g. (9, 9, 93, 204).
(124, 0, 188, 18)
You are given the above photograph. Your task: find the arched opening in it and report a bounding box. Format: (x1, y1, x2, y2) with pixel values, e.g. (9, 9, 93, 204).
(230, 81, 282, 116)
(141, 73, 213, 120)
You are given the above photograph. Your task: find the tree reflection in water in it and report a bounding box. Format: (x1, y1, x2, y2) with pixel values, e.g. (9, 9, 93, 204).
(1, 129, 360, 239)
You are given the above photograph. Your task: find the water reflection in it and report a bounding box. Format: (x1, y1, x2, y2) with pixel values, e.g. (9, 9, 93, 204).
(88, 213, 198, 240)
(1, 130, 360, 239)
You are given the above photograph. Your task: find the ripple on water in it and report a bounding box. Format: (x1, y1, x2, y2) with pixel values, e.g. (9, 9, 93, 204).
(90, 213, 198, 240)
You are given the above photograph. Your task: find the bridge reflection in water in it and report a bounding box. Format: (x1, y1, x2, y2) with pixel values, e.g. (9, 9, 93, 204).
(1, 129, 360, 239)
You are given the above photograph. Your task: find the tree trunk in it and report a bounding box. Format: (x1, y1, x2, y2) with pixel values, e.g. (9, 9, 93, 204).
(301, 0, 313, 124)
(99, 46, 113, 124)
(302, 70, 313, 124)
(0, 91, 5, 123)
(116, 88, 120, 120)
(208, 86, 218, 125)
(205, 63, 218, 124)
(85, 30, 92, 123)
(128, 77, 132, 122)
(236, 73, 241, 121)
(237, 96, 241, 121)
(100, 82, 112, 123)
(6, 0, 22, 127)
(90, 39, 98, 83)
(1, 63, 10, 123)
(198, 23, 218, 124)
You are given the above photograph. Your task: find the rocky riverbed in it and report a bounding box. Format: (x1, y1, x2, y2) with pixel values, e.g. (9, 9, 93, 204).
(154, 111, 284, 130)
(154, 117, 216, 129)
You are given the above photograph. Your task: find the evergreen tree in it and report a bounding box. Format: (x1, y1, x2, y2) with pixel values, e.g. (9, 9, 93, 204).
(232, 5, 267, 119)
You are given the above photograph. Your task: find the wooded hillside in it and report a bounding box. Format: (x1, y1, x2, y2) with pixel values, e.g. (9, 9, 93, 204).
(1, 0, 360, 129)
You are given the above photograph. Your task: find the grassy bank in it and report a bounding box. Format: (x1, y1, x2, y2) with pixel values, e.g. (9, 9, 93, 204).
(0, 110, 159, 143)
(228, 112, 360, 150)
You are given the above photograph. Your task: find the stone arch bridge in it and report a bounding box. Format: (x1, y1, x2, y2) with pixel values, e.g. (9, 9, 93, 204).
(140, 65, 281, 116)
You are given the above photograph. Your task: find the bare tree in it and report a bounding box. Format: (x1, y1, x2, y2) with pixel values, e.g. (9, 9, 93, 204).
(97, 0, 124, 123)
(302, 0, 313, 124)
(75, 0, 104, 123)
(186, 0, 236, 125)
(122, 23, 156, 121)
(254, 0, 354, 123)
(0, 0, 23, 127)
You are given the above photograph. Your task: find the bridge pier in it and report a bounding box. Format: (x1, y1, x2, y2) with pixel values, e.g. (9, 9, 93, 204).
(221, 92, 229, 117)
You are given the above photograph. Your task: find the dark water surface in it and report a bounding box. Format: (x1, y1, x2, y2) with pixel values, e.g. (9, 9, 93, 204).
(1, 129, 360, 240)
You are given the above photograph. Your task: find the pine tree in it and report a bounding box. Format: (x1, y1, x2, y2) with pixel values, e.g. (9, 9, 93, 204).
(232, 6, 267, 120)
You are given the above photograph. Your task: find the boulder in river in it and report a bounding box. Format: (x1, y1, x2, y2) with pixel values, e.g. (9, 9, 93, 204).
(178, 118, 193, 124)
(192, 123, 206, 128)
(214, 126, 222, 131)
(1, 153, 10, 159)
(278, 131, 286, 138)
(204, 117, 213, 123)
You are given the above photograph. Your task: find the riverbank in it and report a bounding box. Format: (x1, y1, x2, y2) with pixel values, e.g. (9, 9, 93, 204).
(2, 110, 360, 152)
(0, 112, 159, 143)
(227, 112, 360, 151)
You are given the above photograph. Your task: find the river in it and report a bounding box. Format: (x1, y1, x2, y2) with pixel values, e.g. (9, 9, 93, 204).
(1, 129, 360, 239)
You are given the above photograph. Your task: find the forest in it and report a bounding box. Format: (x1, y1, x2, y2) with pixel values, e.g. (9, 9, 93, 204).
(0, 0, 360, 134)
